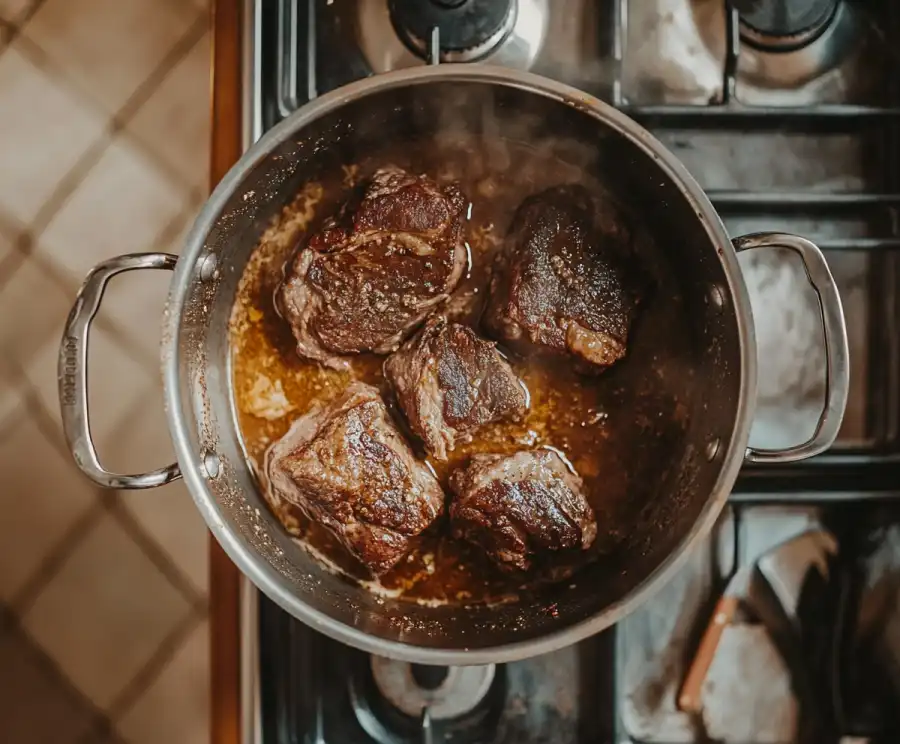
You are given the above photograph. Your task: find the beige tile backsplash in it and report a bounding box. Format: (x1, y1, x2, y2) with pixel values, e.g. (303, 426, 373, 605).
(38, 137, 190, 282)
(0, 0, 33, 23)
(117, 619, 210, 744)
(23, 0, 198, 114)
(0, 414, 97, 602)
(22, 513, 194, 710)
(0, 46, 106, 224)
(128, 30, 212, 194)
(0, 251, 72, 371)
(0, 1, 211, 741)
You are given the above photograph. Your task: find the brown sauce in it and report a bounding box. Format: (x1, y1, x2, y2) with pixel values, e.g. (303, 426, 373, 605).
(229, 135, 693, 606)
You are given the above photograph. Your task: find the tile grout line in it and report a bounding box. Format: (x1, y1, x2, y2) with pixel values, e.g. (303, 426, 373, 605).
(0, 358, 31, 441)
(0, 373, 109, 627)
(104, 606, 208, 730)
(115, 13, 211, 196)
(3, 413, 208, 737)
(0, 239, 26, 295)
(5, 458, 208, 737)
(0, 280, 209, 630)
(113, 14, 209, 132)
(24, 133, 116, 241)
(0, 10, 211, 372)
(5, 601, 210, 744)
(0, 199, 30, 283)
(95, 198, 203, 370)
(0, 188, 198, 388)
(1, 11, 210, 371)
(103, 491, 209, 611)
(0, 28, 116, 236)
(0, 0, 49, 44)
(10, 14, 208, 215)
(0, 231, 77, 296)
(2, 298, 158, 446)
(0, 201, 27, 234)
(9, 499, 107, 621)
(1, 359, 90, 464)
(0, 4, 212, 738)
(9, 0, 204, 122)
(0, 223, 208, 620)
(0, 224, 208, 618)
(98, 385, 212, 607)
(2, 364, 209, 613)
(0, 367, 204, 614)
(72, 608, 209, 744)
(1, 610, 111, 738)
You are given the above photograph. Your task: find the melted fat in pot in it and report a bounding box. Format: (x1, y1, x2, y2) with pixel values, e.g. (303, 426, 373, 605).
(229, 136, 692, 605)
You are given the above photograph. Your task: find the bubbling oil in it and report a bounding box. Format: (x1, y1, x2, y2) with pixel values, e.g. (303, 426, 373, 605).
(229, 135, 692, 606)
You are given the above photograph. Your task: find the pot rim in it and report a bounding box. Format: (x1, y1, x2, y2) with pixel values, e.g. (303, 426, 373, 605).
(162, 64, 757, 664)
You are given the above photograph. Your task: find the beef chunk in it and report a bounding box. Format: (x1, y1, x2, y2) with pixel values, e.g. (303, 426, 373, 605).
(265, 382, 444, 575)
(449, 449, 597, 571)
(278, 167, 469, 369)
(384, 316, 528, 461)
(483, 184, 642, 372)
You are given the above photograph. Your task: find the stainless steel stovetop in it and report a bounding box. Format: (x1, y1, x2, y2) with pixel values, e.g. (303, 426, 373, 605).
(238, 1, 900, 742)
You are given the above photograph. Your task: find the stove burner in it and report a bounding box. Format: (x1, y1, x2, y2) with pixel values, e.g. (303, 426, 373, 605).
(357, 0, 549, 74)
(731, 0, 841, 51)
(388, 0, 517, 62)
(410, 664, 449, 690)
(370, 658, 496, 719)
(349, 657, 502, 743)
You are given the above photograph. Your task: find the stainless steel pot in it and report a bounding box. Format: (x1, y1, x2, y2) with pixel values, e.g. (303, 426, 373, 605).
(58, 66, 849, 665)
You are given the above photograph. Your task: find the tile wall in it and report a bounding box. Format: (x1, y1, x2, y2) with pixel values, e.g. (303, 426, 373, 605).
(0, 0, 211, 741)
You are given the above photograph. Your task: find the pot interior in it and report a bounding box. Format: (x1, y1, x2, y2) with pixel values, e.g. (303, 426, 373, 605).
(168, 71, 745, 660)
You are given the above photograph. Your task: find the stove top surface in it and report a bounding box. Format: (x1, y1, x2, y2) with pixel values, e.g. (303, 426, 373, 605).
(259, 599, 616, 743)
(255, 504, 900, 743)
(241, 1, 900, 741)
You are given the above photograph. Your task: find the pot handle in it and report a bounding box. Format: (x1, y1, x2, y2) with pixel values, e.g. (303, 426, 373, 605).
(733, 233, 850, 464)
(58, 253, 182, 489)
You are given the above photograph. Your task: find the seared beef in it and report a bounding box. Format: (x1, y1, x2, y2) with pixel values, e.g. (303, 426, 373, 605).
(449, 449, 597, 571)
(265, 382, 444, 575)
(483, 184, 642, 372)
(278, 167, 469, 369)
(384, 316, 528, 461)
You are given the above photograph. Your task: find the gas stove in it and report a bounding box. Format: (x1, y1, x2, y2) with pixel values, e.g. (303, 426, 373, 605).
(238, 1, 900, 742)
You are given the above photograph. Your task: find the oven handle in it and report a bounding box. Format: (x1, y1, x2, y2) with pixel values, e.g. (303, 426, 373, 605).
(733, 233, 850, 464)
(58, 252, 182, 489)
